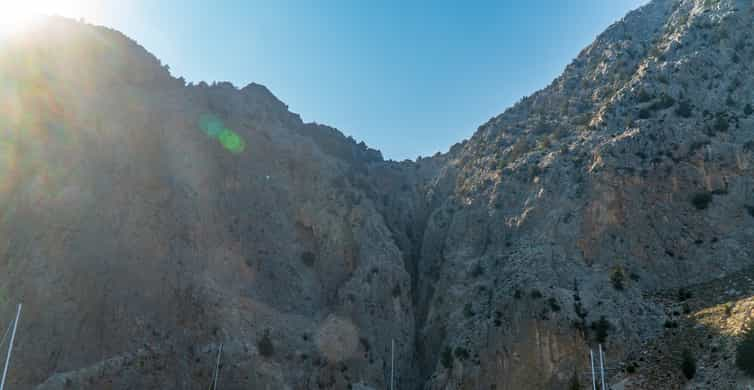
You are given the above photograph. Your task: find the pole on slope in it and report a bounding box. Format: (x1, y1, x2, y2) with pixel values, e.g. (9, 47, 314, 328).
(599, 344, 606, 390)
(590, 349, 597, 390)
(209, 343, 223, 390)
(0, 304, 21, 390)
(390, 339, 395, 390)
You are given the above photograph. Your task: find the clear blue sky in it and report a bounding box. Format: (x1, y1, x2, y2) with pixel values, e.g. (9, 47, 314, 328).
(61, 0, 647, 161)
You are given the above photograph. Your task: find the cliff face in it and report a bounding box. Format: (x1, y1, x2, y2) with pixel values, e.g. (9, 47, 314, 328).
(1, 0, 754, 389)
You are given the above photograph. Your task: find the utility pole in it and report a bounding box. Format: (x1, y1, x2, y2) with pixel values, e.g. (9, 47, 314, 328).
(390, 339, 395, 390)
(590, 349, 597, 390)
(599, 344, 606, 390)
(0, 304, 22, 390)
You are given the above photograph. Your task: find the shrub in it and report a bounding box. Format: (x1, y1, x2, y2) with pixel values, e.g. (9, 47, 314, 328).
(530, 289, 543, 299)
(675, 99, 693, 117)
(591, 316, 611, 343)
(737, 324, 754, 376)
(725, 304, 733, 317)
(681, 349, 696, 379)
(470, 263, 484, 278)
(610, 266, 626, 290)
(745, 103, 753, 116)
(678, 287, 692, 302)
(547, 297, 561, 312)
(691, 192, 712, 210)
(513, 289, 523, 299)
(650, 93, 676, 111)
(463, 303, 474, 318)
(454, 347, 469, 361)
(637, 88, 653, 103)
(726, 95, 737, 107)
(746, 205, 754, 218)
(257, 331, 274, 357)
(568, 370, 582, 390)
(713, 115, 729, 133)
(638, 108, 651, 119)
(678, 288, 693, 301)
(440, 346, 453, 369)
(301, 251, 316, 267)
(664, 320, 679, 329)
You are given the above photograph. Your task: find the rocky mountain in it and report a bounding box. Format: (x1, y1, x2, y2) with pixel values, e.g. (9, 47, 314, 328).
(0, 0, 753, 388)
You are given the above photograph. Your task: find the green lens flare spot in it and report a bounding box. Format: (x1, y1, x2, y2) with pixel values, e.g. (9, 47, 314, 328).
(218, 129, 245, 153)
(199, 113, 224, 138)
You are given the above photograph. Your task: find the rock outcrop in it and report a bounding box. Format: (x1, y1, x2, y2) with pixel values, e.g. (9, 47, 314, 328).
(0, 0, 753, 389)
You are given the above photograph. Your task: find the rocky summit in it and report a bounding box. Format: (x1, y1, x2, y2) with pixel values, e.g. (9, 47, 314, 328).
(1, 0, 754, 389)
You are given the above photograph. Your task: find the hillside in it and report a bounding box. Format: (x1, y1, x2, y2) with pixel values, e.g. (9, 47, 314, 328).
(0, 0, 753, 389)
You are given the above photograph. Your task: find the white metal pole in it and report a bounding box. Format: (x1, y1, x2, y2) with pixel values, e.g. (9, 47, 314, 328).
(590, 350, 597, 390)
(390, 339, 395, 390)
(0, 304, 22, 390)
(599, 344, 606, 390)
(210, 343, 223, 390)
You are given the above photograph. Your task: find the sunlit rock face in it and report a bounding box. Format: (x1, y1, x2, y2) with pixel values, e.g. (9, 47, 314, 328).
(3, 0, 754, 388)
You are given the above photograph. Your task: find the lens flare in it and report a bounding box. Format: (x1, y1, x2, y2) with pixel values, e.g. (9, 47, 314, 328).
(198, 113, 246, 154)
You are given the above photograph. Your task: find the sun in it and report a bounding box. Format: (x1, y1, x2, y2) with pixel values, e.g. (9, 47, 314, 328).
(0, 0, 87, 37)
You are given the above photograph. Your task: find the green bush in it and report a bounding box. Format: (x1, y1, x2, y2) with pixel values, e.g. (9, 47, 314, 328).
(650, 93, 676, 111)
(568, 370, 582, 390)
(454, 347, 469, 361)
(737, 324, 754, 376)
(637, 88, 653, 103)
(301, 251, 316, 267)
(610, 266, 626, 290)
(675, 99, 693, 117)
(678, 288, 693, 301)
(691, 192, 712, 210)
(441, 346, 453, 369)
(258, 331, 274, 357)
(713, 115, 729, 133)
(591, 316, 611, 343)
(547, 297, 561, 312)
(681, 349, 696, 379)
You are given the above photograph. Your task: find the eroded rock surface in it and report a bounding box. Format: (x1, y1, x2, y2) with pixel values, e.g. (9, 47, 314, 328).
(1, 0, 753, 389)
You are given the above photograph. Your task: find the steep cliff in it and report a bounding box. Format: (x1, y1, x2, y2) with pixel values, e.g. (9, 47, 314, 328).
(0, 0, 753, 389)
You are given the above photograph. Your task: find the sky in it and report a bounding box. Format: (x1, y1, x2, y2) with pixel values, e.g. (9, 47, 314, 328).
(25, 0, 647, 161)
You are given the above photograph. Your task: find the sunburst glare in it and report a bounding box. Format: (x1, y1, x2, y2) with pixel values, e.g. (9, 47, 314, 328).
(0, 0, 88, 38)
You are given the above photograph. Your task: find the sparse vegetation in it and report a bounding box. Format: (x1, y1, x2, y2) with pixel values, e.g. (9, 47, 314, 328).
(258, 330, 274, 357)
(610, 266, 626, 290)
(712, 114, 729, 133)
(301, 251, 316, 267)
(675, 99, 693, 117)
(681, 349, 696, 379)
(649, 93, 676, 111)
(678, 288, 692, 301)
(691, 192, 712, 210)
(591, 316, 611, 343)
(568, 370, 582, 390)
(441, 346, 453, 369)
(547, 297, 561, 312)
(454, 347, 469, 361)
(736, 324, 754, 376)
(637, 88, 653, 103)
